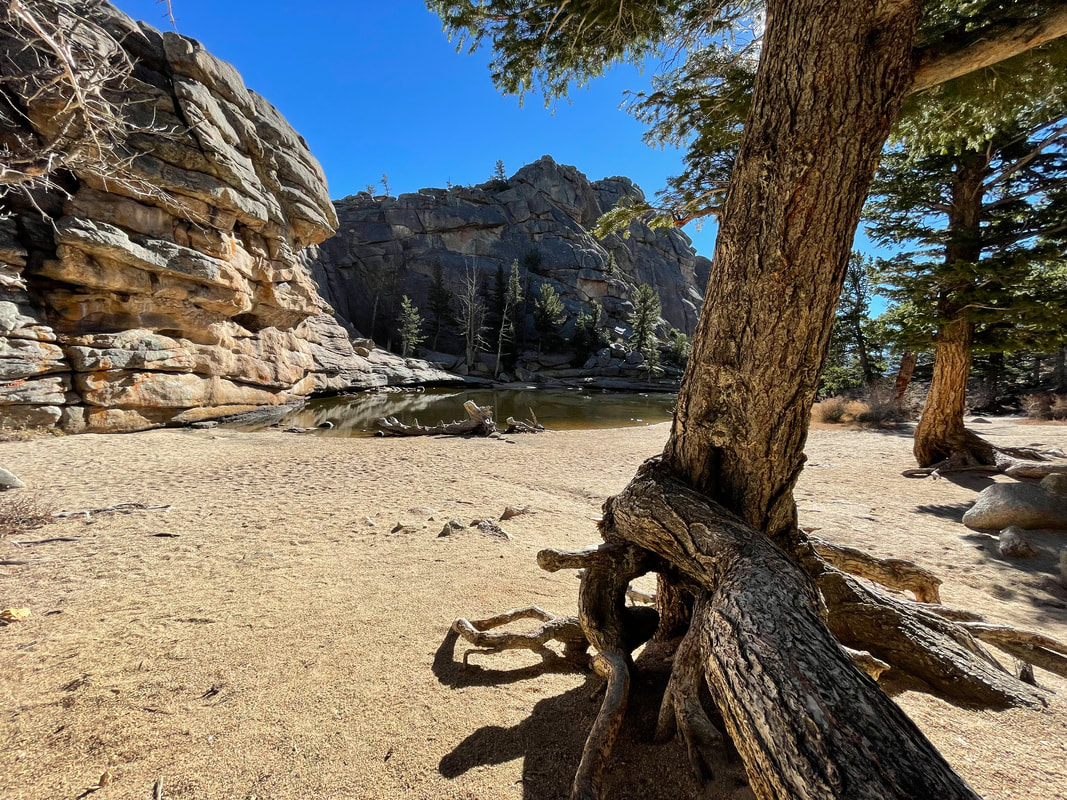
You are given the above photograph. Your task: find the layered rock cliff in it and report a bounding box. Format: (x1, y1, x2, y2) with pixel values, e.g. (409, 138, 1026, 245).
(311, 157, 710, 351)
(0, 3, 452, 433)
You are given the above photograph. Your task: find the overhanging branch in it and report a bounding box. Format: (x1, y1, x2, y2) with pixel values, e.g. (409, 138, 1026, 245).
(910, 5, 1067, 95)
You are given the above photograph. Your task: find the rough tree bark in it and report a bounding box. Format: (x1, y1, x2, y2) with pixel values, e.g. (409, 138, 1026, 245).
(894, 349, 918, 409)
(446, 1, 1067, 798)
(913, 151, 993, 467)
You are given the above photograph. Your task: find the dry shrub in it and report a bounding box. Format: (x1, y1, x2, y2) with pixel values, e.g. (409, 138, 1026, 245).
(852, 386, 904, 427)
(813, 389, 903, 427)
(812, 396, 847, 423)
(0, 491, 55, 538)
(1024, 393, 1054, 420)
(1052, 395, 1067, 421)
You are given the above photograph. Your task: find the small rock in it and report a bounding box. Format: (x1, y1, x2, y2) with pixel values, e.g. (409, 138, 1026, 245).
(438, 519, 466, 537)
(362, 517, 377, 527)
(500, 505, 532, 521)
(0, 608, 29, 624)
(1042, 473, 1067, 497)
(408, 506, 437, 517)
(998, 526, 1037, 559)
(391, 521, 422, 533)
(471, 519, 512, 541)
(190, 420, 218, 429)
(0, 468, 25, 491)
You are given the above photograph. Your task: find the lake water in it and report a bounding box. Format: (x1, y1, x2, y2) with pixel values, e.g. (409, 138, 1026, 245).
(273, 388, 678, 436)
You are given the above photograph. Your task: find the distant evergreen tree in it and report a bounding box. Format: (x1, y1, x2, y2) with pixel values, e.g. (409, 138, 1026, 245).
(492, 159, 507, 182)
(398, 295, 426, 358)
(603, 251, 618, 277)
(628, 283, 662, 368)
(427, 261, 455, 351)
(819, 252, 885, 395)
(494, 260, 525, 377)
(572, 302, 608, 364)
(533, 283, 566, 353)
(666, 328, 691, 369)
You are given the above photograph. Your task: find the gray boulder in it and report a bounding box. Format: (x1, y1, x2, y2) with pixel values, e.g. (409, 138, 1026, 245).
(963, 475, 1067, 531)
(0, 468, 25, 491)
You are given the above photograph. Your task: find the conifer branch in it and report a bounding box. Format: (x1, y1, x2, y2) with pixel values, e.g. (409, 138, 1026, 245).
(910, 5, 1067, 94)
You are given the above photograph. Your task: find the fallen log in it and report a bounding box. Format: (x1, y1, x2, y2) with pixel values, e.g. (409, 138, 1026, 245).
(376, 400, 495, 436)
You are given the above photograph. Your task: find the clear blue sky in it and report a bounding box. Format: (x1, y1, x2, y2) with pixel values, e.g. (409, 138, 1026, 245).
(111, 0, 722, 254)
(111, 0, 888, 271)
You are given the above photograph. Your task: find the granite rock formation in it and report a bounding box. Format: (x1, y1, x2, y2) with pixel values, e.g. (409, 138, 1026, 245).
(0, 3, 451, 433)
(311, 157, 710, 352)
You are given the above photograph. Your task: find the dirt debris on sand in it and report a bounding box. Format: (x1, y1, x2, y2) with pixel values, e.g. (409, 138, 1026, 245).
(1, 418, 1066, 799)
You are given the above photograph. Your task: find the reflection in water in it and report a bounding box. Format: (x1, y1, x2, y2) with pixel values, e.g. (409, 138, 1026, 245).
(268, 388, 678, 437)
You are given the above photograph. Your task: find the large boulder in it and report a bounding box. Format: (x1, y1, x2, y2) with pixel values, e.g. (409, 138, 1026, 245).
(0, 3, 345, 432)
(311, 156, 710, 351)
(963, 475, 1067, 531)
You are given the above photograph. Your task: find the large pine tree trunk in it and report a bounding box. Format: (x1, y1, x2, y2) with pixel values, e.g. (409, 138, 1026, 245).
(913, 151, 991, 467)
(603, 1, 988, 797)
(662, 0, 919, 548)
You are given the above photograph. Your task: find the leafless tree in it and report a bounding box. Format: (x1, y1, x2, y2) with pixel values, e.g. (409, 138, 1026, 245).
(0, 0, 177, 211)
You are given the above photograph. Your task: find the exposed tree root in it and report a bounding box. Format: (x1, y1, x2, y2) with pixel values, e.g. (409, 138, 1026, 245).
(903, 436, 1067, 478)
(653, 615, 728, 787)
(960, 623, 1067, 679)
(451, 607, 588, 665)
(810, 564, 1045, 707)
(448, 459, 1066, 799)
(809, 536, 942, 602)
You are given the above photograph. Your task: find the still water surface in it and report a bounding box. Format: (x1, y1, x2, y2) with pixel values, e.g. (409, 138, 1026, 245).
(274, 388, 678, 436)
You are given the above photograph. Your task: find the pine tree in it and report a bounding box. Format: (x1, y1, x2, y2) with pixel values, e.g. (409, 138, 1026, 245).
(820, 252, 884, 394)
(494, 260, 525, 377)
(492, 159, 507, 182)
(397, 295, 426, 358)
(867, 111, 1067, 466)
(427, 261, 454, 352)
(429, 2, 1067, 796)
(532, 283, 566, 354)
(628, 283, 661, 368)
(572, 301, 608, 364)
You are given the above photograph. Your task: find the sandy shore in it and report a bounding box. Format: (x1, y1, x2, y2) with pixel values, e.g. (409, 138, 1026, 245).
(1, 418, 1066, 799)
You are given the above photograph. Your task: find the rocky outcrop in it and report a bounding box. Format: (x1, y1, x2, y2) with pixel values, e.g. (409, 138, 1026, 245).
(0, 3, 349, 432)
(311, 157, 709, 350)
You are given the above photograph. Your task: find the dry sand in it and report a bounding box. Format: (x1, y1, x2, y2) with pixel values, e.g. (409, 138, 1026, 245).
(1, 418, 1066, 799)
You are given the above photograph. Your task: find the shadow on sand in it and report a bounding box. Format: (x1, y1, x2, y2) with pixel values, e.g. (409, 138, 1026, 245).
(432, 628, 751, 799)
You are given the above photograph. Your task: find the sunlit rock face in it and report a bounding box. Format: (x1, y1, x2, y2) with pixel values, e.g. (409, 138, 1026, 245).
(1, 2, 340, 432)
(311, 156, 710, 350)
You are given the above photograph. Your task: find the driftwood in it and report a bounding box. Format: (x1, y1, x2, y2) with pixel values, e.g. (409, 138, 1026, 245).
(376, 400, 495, 437)
(52, 502, 171, 519)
